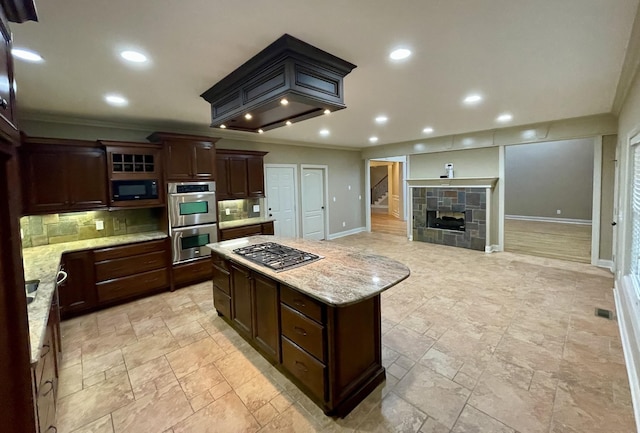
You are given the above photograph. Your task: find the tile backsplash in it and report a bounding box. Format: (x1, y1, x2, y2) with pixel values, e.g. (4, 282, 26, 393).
(217, 198, 264, 223)
(20, 208, 163, 248)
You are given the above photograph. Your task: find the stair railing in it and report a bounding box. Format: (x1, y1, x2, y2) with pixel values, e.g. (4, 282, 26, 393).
(371, 175, 388, 204)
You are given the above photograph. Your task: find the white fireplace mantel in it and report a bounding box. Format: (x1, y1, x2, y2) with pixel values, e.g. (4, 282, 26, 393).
(406, 177, 498, 189)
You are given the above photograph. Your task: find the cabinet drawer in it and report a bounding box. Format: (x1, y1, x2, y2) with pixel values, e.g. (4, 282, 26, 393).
(212, 264, 230, 295)
(281, 285, 323, 324)
(220, 224, 262, 241)
(97, 268, 168, 303)
(95, 250, 166, 281)
(282, 337, 325, 401)
(281, 304, 325, 361)
(213, 287, 231, 318)
(94, 239, 166, 262)
(211, 253, 229, 271)
(173, 258, 212, 287)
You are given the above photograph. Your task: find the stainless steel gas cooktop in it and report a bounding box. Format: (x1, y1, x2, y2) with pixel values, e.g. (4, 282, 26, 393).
(233, 242, 322, 272)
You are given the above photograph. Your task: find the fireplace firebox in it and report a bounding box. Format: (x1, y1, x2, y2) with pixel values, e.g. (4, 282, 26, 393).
(427, 210, 465, 231)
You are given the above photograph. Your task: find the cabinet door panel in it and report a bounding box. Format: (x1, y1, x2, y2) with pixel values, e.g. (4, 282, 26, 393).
(253, 273, 280, 362)
(228, 157, 248, 197)
(67, 149, 107, 208)
(22, 148, 69, 213)
(247, 156, 264, 197)
(166, 141, 194, 180)
(193, 142, 215, 179)
(216, 157, 230, 199)
(0, 17, 15, 131)
(231, 264, 252, 338)
(59, 250, 96, 318)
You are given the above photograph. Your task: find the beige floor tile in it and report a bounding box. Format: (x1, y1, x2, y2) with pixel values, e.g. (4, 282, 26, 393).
(56, 373, 134, 433)
(127, 355, 173, 393)
(58, 363, 84, 398)
(419, 348, 463, 380)
(418, 417, 450, 433)
(235, 373, 283, 412)
(172, 392, 260, 433)
(177, 362, 225, 399)
(83, 371, 106, 388)
(121, 330, 179, 369)
(214, 349, 263, 388)
(68, 414, 114, 433)
(384, 325, 436, 361)
(395, 364, 470, 429)
(210, 380, 233, 400)
(189, 391, 214, 412)
(111, 382, 193, 433)
(254, 402, 280, 426)
(131, 316, 168, 338)
(257, 403, 322, 433)
(165, 337, 226, 378)
(60, 347, 82, 369)
(81, 327, 137, 360)
(451, 405, 514, 432)
(82, 349, 124, 378)
(356, 392, 427, 433)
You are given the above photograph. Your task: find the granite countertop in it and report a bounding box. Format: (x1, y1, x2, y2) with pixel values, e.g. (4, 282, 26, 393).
(218, 216, 275, 230)
(23, 231, 168, 364)
(206, 235, 410, 307)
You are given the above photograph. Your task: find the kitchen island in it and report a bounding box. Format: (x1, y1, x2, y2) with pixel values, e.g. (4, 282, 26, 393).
(206, 235, 410, 417)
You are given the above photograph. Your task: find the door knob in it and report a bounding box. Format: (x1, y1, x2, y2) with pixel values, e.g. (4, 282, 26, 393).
(612, 222, 617, 226)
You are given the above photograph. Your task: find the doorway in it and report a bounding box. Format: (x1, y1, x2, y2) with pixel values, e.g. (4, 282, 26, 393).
(301, 165, 328, 240)
(367, 157, 408, 237)
(503, 138, 595, 263)
(265, 164, 298, 238)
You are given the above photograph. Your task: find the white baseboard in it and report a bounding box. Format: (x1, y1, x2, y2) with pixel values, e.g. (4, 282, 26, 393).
(327, 227, 367, 240)
(485, 244, 502, 253)
(597, 259, 614, 271)
(505, 214, 592, 225)
(614, 277, 640, 433)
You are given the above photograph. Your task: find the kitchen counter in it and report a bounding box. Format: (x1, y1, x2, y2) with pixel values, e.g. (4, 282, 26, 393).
(206, 235, 410, 307)
(23, 231, 168, 364)
(218, 216, 275, 230)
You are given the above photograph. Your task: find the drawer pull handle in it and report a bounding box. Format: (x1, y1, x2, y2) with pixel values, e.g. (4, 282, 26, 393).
(40, 344, 51, 358)
(294, 326, 307, 336)
(0, 98, 8, 109)
(293, 299, 306, 308)
(294, 360, 308, 372)
(56, 270, 68, 285)
(42, 380, 54, 396)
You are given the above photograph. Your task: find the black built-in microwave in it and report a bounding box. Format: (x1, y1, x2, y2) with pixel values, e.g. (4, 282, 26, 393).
(111, 179, 159, 201)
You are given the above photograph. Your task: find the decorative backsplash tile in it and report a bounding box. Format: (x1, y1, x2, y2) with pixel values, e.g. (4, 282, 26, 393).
(20, 208, 163, 248)
(217, 198, 264, 222)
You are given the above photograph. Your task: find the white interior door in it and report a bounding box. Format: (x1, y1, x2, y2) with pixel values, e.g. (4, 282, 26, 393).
(302, 167, 326, 240)
(265, 165, 297, 238)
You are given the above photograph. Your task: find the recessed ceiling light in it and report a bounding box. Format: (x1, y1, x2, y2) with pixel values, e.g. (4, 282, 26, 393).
(104, 94, 128, 106)
(463, 94, 483, 105)
(323, 109, 331, 115)
(319, 129, 330, 137)
(244, 113, 252, 120)
(12, 48, 43, 63)
(375, 115, 388, 124)
(258, 129, 264, 134)
(389, 48, 411, 60)
(220, 124, 226, 129)
(422, 127, 434, 134)
(496, 113, 513, 123)
(369, 136, 378, 143)
(285, 120, 292, 126)
(281, 98, 289, 106)
(120, 50, 147, 63)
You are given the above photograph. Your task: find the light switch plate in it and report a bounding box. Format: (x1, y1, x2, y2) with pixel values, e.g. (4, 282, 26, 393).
(253, 205, 260, 212)
(95, 220, 104, 230)
(225, 208, 231, 215)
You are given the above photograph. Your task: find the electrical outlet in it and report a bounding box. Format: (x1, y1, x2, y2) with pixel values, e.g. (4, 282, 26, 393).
(95, 220, 104, 230)
(225, 208, 231, 215)
(342, 221, 346, 227)
(253, 205, 260, 212)
(556, 209, 562, 215)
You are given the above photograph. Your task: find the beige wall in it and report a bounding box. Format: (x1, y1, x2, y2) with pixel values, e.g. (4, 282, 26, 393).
(599, 135, 616, 260)
(505, 139, 594, 220)
(409, 147, 499, 178)
(20, 119, 366, 237)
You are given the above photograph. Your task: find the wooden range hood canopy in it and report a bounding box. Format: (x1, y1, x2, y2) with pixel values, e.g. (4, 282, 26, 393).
(200, 34, 356, 133)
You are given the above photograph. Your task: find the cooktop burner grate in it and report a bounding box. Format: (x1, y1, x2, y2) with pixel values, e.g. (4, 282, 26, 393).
(233, 242, 322, 272)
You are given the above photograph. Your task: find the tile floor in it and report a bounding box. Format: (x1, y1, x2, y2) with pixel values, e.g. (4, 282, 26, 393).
(54, 232, 635, 432)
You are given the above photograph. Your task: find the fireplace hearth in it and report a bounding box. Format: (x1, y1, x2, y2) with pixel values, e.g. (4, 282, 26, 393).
(427, 210, 465, 231)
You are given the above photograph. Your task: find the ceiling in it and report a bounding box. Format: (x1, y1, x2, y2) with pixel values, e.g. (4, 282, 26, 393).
(11, 0, 639, 148)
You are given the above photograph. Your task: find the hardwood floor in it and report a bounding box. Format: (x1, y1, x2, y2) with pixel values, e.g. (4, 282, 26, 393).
(370, 212, 407, 237)
(504, 218, 591, 263)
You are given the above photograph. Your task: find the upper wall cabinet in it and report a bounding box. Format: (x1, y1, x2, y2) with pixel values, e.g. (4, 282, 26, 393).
(217, 149, 267, 200)
(0, 7, 17, 141)
(147, 132, 219, 181)
(20, 137, 108, 215)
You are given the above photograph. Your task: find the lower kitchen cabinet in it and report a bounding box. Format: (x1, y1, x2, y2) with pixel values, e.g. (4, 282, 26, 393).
(219, 221, 274, 241)
(32, 303, 60, 433)
(211, 253, 383, 416)
(172, 257, 213, 289)
(58, 238, 171, 318)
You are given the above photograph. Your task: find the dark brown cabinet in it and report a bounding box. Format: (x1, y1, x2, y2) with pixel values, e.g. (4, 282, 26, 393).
(0, 13, 16, 135)
(59, 250, 96, 319)
(147, 132, 219, 181)
(32, 306, 60, 433)
(173, 257, 213, 289)
(20, 138, 108, 215)
(216, 150, 267, 200)
(226, 262, 280, 363)
(219, 221, 274, 241)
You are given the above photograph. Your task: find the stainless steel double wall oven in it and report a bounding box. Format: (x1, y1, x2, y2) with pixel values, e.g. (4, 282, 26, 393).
(168, 181, 218, 264)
